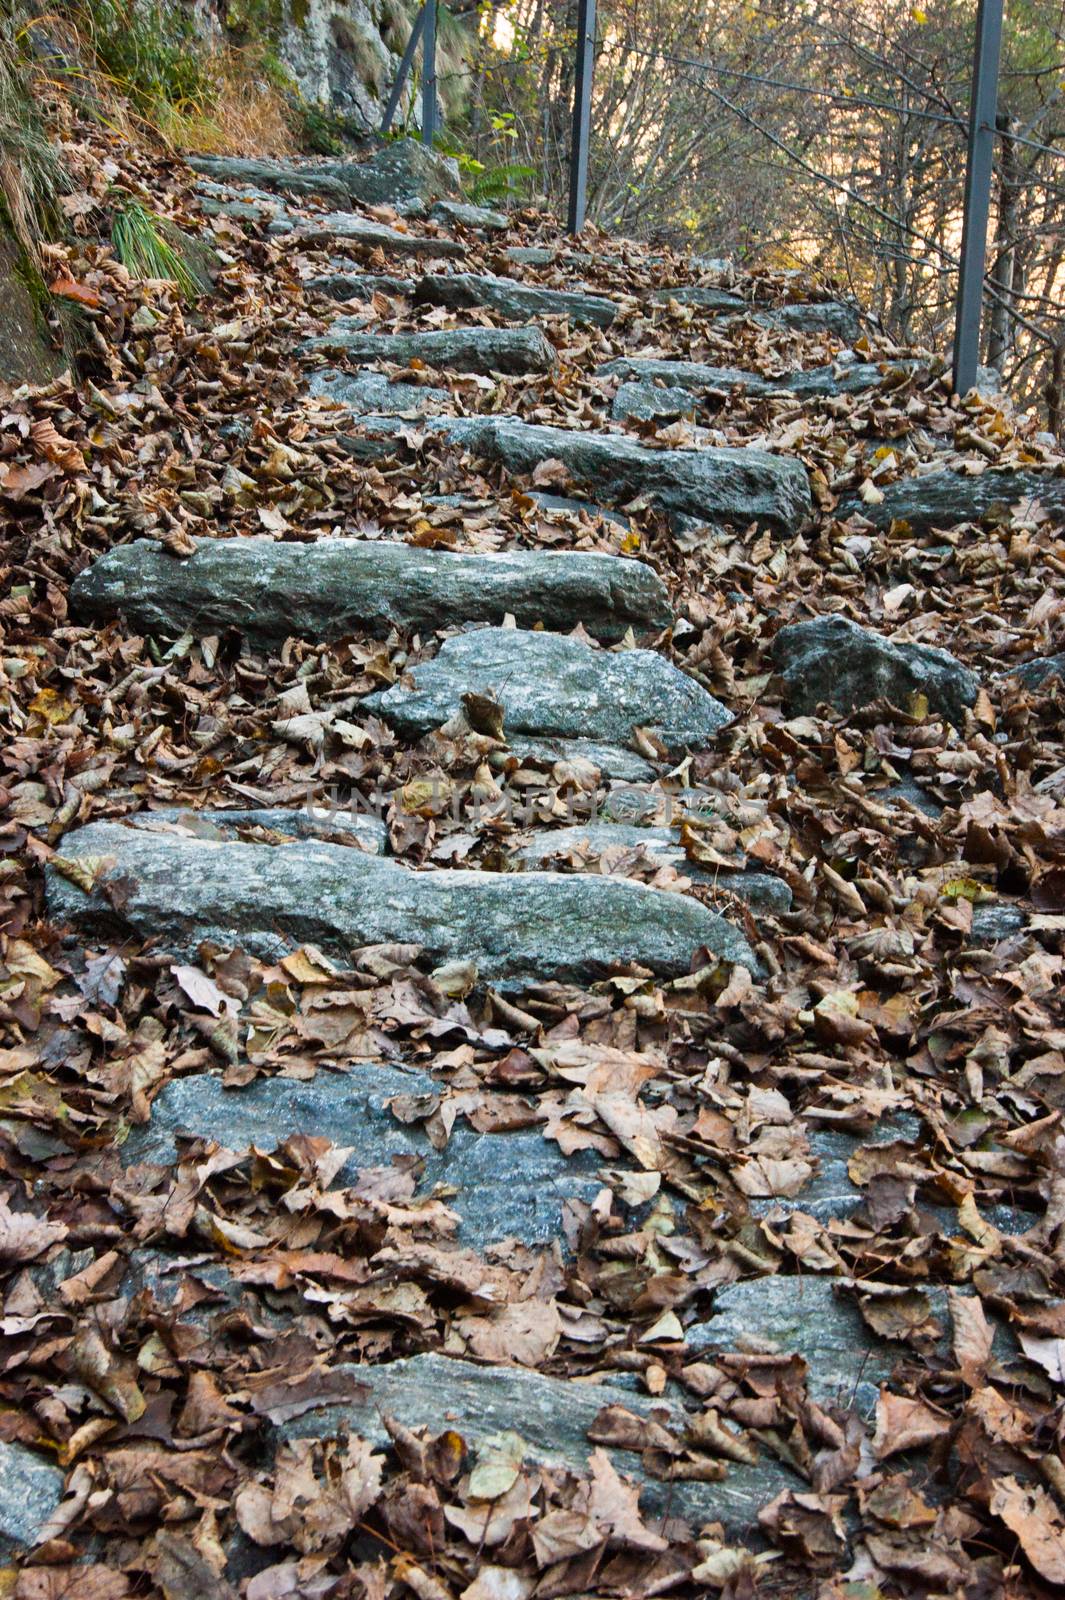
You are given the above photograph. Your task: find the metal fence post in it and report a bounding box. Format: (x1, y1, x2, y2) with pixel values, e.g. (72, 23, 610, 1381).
(567, 0, 596, 233)
(953, 0, 1005, 396)
(381, 4, 428, 134)
(422, 0, 438, 146)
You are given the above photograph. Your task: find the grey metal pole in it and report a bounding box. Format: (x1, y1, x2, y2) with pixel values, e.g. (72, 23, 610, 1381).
(422, 0, 438, 146)
(953, 0, 1005, 396)
(567, 0, 596, 233)
(381, 4, 427, 134)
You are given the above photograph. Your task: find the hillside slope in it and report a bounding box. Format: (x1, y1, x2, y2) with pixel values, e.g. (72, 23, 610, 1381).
(2, 123, 1065, 1596)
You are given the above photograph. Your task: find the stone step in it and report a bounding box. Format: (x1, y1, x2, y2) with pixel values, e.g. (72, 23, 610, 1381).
(270, 213, 466, 258)
(48, 821, 758, 981)
(121, 1065, 605, 1254)
(772, 615, 979, 723)
(653, 289, 864, 341)
(308, 369, 452, 415)
(190, 141, 462, 209)
(428, 199, 508, 231)
(0, 1440, 65, 1557)
(72, 539, 671, 646)
(275, 1352, 795, 1532)
(336, 415, 812, 533)
(308, 408, 811, 533)
(121, 1068, 604, 1254)
(512, 823, 791, 912)
(412, 270, 618, 328)
(506, 736, 658, 781)
(364, 627, 731, 751)
(308, 270, 414, 300)
(838, 467, 1065, 532)
(303, 321, 555, 375)
(601, 355, 903, 404)
(129, 804, 388, 853)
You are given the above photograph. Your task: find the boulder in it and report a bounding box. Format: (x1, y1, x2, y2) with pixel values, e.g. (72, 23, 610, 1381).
(121, 1066, 605, 1253)
(190, 142, 461, 208)
(47, 822, 758, 981)
(600, 355, 900, 399)
(512, 823, 791, 912)
(838, 468, 1065, 532)
(364, 627, 732, 750)
(269, 213, 466, 258)
(413, 271, 617, 328)
(0, 1440, 65, 1556)
(303, 322, 555, 375)
(277, 1351, 795, 1531)
(308, 369, 451, 415)
(192, 179, 287, 224)
(72, 539, 671, 646)
(453, 419, 813, 532)
(772, 615, 979, 722)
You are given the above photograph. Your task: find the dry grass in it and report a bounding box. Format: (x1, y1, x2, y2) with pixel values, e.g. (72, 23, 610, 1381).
(154, 49, 298, 156)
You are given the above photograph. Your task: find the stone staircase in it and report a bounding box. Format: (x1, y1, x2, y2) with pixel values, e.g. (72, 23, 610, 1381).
(9, 144, 1064, 1578)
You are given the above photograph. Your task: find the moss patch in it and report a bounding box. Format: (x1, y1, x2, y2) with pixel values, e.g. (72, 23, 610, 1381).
(0, 233, 63, 387)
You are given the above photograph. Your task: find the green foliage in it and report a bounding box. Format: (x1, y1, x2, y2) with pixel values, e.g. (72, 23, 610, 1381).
(70, 0, 215, 117)
(296, 99, 366, 154)
(111, 196, 200, 299)
(468, 159, 533, 204)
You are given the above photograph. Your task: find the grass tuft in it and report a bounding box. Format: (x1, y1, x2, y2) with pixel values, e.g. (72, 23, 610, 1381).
(111, 196, 199, 299)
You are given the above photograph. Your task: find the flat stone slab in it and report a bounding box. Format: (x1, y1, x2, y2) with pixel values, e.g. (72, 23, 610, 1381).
(513, 824, 791, 912)
(269, 213, 466, 258)
(772, 615, 979, 722)
(413, 271, 617, 328)
(307, 370, 451, 415)
(278, 1352, 795, 1532)
(688, 1278, 897, 1416)
(652, 286, 747, 313)
(122, 1066, 604, 1253)
(365, 628, 732, 751)
(48, 822, 757, 981)
(192, 142, 461, 208)
(0, 1440, 65, 1556)
(838, 468, 1065, 531)
(612, 381, 699, 422)
(506, 736, 657, 781)
(303, 322, 555, 375)
(452, 419, 813, 533)
(1000, 651, 1065, 689)
(308, 271, 415, 300)
(429, 199, 508, 231)
(129, 805, 388, 853)
(600, 355, 896, 400)
(72, 539, 671, 646)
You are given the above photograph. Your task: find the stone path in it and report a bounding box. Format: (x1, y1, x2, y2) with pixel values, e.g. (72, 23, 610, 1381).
(20, 142, 1063, 1577)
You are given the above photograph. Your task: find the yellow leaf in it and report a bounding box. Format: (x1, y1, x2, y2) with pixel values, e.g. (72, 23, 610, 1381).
(941, 877, 994, 903)
(911, 7, 928, 22)
(620, 530, 641, 554)
(28, 687, 76, 725)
